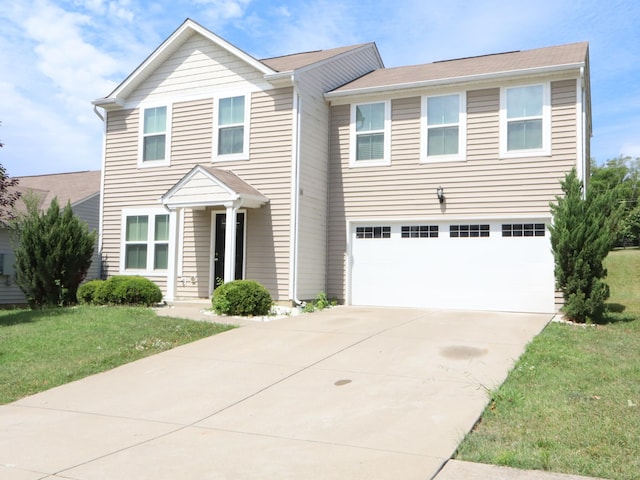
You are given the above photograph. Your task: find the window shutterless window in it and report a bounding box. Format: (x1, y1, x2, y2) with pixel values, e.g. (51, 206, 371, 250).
(500, 83, 550, 157)
(123, 212, 170, 272)
(214, 95, 249, 161)
(350, 101, 390, 166)
(139, 105, 171, 166)
(355, 226, 391, 239)
(422, 93, 465, 162)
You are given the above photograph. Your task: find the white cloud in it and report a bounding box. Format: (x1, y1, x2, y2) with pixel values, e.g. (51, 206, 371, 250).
(194, 0, 252, 24)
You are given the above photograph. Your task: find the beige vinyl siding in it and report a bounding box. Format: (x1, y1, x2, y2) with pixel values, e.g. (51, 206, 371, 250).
(127, 33, 266, 105)
(327, 79, 578, 301)
(101, 88, 293, 301)
(176, 209, 212, 298)
(294, 45, 383, 299)
(73, 194, 101, 280)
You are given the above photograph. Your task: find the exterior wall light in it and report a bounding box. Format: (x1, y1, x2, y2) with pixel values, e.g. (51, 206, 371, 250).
(436, 186, 445, 204)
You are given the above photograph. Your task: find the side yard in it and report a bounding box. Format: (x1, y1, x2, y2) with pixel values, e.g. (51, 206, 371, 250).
(0, 306, 233, 404)
(455, 248, 640, 480)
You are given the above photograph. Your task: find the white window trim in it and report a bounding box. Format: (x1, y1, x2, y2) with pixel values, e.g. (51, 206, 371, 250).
(420, 92, 466, 163)
(349, 100, 391, 167)
(499, 82, 551, 158)
(120, 208, 175, 276)
(213, 94, 250, 162)
(137, 103, 172, 168)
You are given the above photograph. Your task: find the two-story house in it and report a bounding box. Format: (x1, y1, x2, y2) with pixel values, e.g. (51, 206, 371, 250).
(93, 18, 590, 314)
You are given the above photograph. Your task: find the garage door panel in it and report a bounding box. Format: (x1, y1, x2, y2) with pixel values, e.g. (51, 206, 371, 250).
(350, 222, 554, 313)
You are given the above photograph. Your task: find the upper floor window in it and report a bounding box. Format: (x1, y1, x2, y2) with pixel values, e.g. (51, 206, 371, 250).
(122, 210, 171, 274)
(350, 101, 390, 167)
(422, 93, 465, 162)
(215, 95, 249, 161)
(500, 83, 550, 158)
(139, 105, 171, 167)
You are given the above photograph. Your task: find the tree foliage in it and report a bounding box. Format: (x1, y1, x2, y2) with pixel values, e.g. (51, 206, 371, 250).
(13, 198, 97, 308)
(590, 155, 640, 246)
(0, 121, 21, 224)
(549, 168, 616, 322)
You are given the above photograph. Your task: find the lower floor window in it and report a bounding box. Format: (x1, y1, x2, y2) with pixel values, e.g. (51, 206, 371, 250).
(502, 223, 545, 237)
(124, 212, 169, 271)
(401, 225, 439, 238)
(356, 226, 391, 239)
(450, 224, 490, 238)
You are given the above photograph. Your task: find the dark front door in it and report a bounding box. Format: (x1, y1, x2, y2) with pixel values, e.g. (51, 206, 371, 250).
(214, 212, 245, 285)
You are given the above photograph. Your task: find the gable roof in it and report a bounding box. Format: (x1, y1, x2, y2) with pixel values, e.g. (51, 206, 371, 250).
(93, 19, 383, 107)
(94, 18, 277, 107)
(327, 42, 589, 98)
(11, 170, 101, 214)
(161, 165, 268, 210)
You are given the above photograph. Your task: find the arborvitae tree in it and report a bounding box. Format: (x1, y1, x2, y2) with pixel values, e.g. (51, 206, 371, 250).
(549, 168, 617, 322)
(13, 198, 96, 307)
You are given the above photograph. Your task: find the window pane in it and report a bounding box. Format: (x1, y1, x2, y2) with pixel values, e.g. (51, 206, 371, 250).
(507, 85, 543, 118)
(508, 119, 542, 150)
(155, 214, 169, 241)
(427, 95, 459, 125)
(126, 216, 148, 242)
(143, 135, 166, 161)
(428, 126, 459, 156)
(219, 96, 245, 125)
(125, 244, 147, 269)
(144, 107, 166, 134)
(356, 133, 384, 160)
(154, 244, 168, 270)
(218, 126, 245, 154)
(356, 103, 384, 132)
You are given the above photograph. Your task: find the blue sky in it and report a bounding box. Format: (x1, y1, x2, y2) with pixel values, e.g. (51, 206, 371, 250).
(0, 0, 638, 177)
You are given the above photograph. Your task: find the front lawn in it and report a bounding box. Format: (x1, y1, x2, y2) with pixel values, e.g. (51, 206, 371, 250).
(454, 248, 640, 480)
(0, 306, 234, 404)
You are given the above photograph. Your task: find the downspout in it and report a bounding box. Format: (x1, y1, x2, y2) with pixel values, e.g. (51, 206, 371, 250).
(290, 76, 304, 306)
(93, 105, 107, 279)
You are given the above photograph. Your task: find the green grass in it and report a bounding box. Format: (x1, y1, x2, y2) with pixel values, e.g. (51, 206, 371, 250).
(455, 248, 640, 480)
(0, 305, 234, 404)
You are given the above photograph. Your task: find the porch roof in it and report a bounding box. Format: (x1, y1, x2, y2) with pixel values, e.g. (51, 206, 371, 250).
(161, 165, 269, 210)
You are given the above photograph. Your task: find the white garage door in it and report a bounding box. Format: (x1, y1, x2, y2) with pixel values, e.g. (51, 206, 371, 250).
(350, 221, 555, 313)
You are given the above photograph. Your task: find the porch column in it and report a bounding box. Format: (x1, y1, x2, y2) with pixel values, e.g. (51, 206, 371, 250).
(165, 208, 180, 302)
(223, 203, 238, 282)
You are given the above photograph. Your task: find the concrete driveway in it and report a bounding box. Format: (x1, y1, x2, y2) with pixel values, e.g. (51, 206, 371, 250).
(0, 306, 551, 480)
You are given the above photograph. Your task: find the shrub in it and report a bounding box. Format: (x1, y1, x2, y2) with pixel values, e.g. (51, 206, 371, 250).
(12, 198, 96, 307)
(77, 280, 105, 305)
(549, 168, 616, 322)
(93, 276, 162, 306)
(212, 280, 272, 316)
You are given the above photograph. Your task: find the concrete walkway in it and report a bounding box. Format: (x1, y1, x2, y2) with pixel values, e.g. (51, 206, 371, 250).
(0, 306, 601, 479)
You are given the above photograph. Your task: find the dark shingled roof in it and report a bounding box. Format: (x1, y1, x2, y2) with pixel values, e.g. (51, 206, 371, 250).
(330, 42, 588, 93)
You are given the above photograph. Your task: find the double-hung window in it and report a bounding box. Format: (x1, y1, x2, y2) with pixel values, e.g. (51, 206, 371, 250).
(350, 101, 390, 166)
(215, 95, 248, 160)
(422, 93, 465, 162)
(500, 83, 550, 157)
(139, 105, 171, 166)
(122, 210, 171, 273)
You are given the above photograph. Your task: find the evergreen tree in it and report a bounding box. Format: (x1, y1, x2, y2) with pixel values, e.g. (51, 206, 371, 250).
(13, 198, 96, 307)
(549, 168, 617, 322)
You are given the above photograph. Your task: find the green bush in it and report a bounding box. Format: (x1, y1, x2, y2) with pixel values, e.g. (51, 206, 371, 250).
(212, 280, 272, 316)
(77, 280, 105, 304)
(93, 276, 162, 306)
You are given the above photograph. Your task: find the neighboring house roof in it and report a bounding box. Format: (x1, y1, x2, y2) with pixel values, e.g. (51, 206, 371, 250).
(327, 42, 589, 97)
(11, 170, 101, 214)
(260, 43, 378, 72)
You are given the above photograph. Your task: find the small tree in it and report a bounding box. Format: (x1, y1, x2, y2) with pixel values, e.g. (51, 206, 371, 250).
(13, 198, 97, 307)
(0, 121, 21, 224)
(549, 168, 616, 322)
